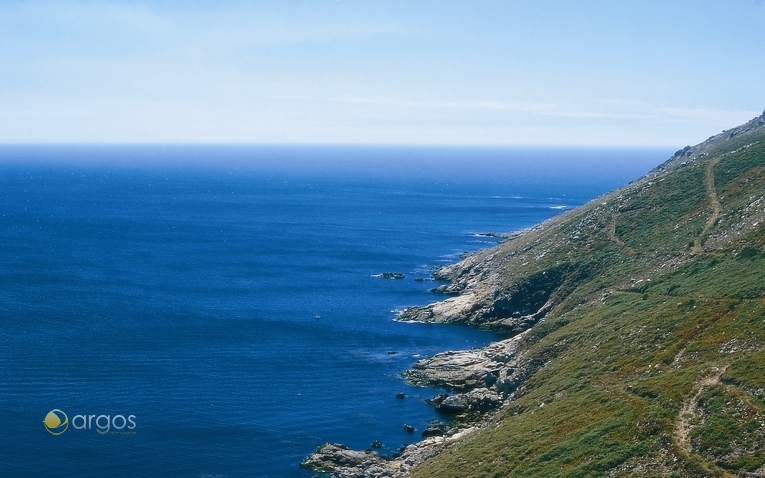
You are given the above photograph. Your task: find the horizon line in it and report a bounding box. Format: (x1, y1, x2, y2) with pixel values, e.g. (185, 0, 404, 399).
(0, 142, 680, 149)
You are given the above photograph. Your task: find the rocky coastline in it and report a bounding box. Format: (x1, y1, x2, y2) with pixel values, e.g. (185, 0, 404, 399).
(302, 229, 548, 477)
(302, 314, 541, 478)
(300, 187, 626, 476)
(303, 109, 765, 478)
(302, 111, 765, 477)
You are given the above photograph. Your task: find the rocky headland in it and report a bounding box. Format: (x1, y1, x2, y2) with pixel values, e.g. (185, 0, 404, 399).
(304, 111, 765, 477)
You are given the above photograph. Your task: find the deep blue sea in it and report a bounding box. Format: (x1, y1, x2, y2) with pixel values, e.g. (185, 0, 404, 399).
(0, 146, 669, 477)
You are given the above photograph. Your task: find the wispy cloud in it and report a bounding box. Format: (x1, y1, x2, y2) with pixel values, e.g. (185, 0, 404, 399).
(271, 95, 760, 126)
(457, 100, 760, 124)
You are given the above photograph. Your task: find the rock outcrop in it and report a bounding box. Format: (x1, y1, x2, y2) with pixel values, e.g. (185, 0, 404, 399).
(403, 332, 530, 397)
(304, 333, 538, 476)
(304, 111, 765, 477)
(303, 426, 484, 478)
(397, 253, 589, 336)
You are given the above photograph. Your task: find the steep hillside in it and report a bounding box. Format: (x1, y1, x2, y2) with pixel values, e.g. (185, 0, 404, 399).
(408, 113, 765, 477)
(305, 112, 765, 478)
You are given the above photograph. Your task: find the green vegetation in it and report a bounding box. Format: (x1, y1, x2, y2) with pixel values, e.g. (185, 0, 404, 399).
(412, 116, 765, 477)
(691, 384, 765, 472)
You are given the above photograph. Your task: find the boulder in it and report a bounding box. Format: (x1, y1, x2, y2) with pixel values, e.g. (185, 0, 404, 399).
(436, 394, 469, 414)
(464, 388, 502, 412)
(425, 393, 449, 406)
(404, 334, 526, 390)
(421, 426, 447, 438)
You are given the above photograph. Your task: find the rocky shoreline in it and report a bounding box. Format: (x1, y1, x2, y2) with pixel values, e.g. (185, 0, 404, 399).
(301, 182, 610, 476)
(302, 214, 572, 475)
(302, 331, 540, 477)
(302, 424, 485, 478)
(300, 207, 573, 477)
(302, 244, 547, 477)
(303, 112, 765, 477)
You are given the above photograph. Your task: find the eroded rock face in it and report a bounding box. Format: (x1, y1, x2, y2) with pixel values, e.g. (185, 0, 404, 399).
(435, 394, 468, 414)
(398, 258, 580, 335)
(404, 333, 529, 396)
(463, 388, 502, 412)
(396, 293, 483, 324)
(434, 389, 502, 414)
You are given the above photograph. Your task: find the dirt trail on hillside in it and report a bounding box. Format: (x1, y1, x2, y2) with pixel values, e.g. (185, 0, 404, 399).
(608, 215, 635, 256)
(673, 365, 736, 478)
(693, 157, 722, 253)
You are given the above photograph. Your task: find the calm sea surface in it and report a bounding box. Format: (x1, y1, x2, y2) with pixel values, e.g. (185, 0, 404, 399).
(0, 146, 669, 477)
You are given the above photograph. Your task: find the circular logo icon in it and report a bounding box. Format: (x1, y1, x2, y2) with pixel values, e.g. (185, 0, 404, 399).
(44, 409, 68, 435)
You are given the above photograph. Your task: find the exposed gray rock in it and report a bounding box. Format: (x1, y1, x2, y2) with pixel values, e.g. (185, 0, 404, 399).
(435, 389, 503, 414)
(464, 388, 502, 412)
(303, 427, 484, 478)
(421, 425, 447, 438)
(435, 394, 468, 414)
(403, 332, 529, 394)
(425, 393, 448, 406)
(302, 443, 382, 470)
(397, 261, 574, 334)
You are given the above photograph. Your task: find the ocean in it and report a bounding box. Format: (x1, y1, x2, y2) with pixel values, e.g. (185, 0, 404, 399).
(0, 146, 669, 477)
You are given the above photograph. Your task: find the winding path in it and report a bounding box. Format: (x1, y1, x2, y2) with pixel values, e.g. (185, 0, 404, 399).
(608, 214, 635, 256)
(610, 154, 722, 257)
(692, 157, 723, 253)
(673, 365, 736, 478)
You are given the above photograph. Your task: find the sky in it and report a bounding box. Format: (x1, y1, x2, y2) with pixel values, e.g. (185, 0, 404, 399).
(0, 0, 764, 146)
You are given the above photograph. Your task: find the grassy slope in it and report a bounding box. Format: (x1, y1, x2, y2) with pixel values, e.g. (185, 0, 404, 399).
(412, 123, 765, 477)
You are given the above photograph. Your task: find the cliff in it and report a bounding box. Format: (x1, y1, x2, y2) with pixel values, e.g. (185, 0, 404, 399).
(306, 111, 765, 477)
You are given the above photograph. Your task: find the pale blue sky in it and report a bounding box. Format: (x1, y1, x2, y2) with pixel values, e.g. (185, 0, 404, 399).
(1, 0, 763, 145)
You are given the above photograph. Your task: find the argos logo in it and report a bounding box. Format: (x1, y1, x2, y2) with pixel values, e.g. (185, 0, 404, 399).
(43, 409, 68, 435)
(44, 409, 136, 435)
